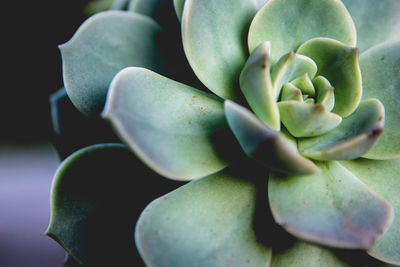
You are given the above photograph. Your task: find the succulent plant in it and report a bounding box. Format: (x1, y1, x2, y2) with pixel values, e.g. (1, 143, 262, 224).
(48, 0, 400, 266)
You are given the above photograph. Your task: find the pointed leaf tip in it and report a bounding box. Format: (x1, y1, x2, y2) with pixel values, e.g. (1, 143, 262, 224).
(224, 100, 319, 176)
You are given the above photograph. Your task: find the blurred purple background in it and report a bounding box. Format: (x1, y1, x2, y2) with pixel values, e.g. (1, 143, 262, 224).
(1, 1, 91, 266)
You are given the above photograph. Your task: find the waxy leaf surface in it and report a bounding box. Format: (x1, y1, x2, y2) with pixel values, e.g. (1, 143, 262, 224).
(269, 161, 393, 250)
(182, 0, 258, 100)
(225, 100, 319, 176)
(240, 42, 280, 130)
(341, 159, 400, 265)
(248, 0, 356, 64)
(60, 11, 163, 115)
(136, 167, 272, 267)
(360, 41, 400, 159)
(103, 67, 228, 181)
(299, 99, 384, 161)
(342, 0, 400, 52)
(297, 38, 362, 117)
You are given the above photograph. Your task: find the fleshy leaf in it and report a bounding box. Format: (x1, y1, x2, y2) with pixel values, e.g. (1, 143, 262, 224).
(248, 0, 356, 64)
(297, 38, 362, 118)
(299, 99, 384, 160)
(46, 143, 183, 266)
(360, 41, 400, 159)
(278, 101, 342, 138)
(239, 41, 280, 130)
(60, 11, 163, 116)
(269, 160, 393, 250)
(182, 0, 258, 100)
(313, 75, 335, 112)
(342, 0, 400, 52)
(127, 0, 164, 16)
(290, 73, 315, 97)
(103, 67, 229, 181)
(271, 241, 350, 267)
(224, 100, 319, 176)
(281, 83, 303, 102)
(270, 51, 317, 99)
(173, 0, 185, 21)
(135, 166, 272, 266)
(340, 159, 400, 265)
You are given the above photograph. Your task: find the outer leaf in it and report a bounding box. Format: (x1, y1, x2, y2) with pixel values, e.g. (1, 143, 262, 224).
(269, 161, 393, 250)
(128, 0, 165, 16)
(182, 0, 258, 100)
(173, 0, 185, 21)
(103, 67, 229, 181)
(297, 38, 362, 117)
(278, 101, 342, 138)
(270, 241, 350, 267)
(342, 0, 400, 52)
(360, 41, 400, 159)
(46, 143, 183, 266)
(298, 99, 384, 161)
(240, 42, 280, 130)
(60, 11, 162, 116)
(340, 159, 400, 265)
(135, 166, 272, 267)
(248, 0, 356, 64)
(224, 100, 319, 176)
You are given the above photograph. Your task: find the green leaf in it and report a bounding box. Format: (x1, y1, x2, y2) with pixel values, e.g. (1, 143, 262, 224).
(248, 0, 356, 64)
(224, 100, 319, 176)
(173, 0, 185, 21)
(269, 161, 393, 250)
(103, 67, 229, 181)
(270, 51, 317, 100)
(313, 75, 335, 112)
(239, 41, 280, 130)
(60, 11, 163, 116)
(182, 0, 258, 100)
(46, 143, 183, 266)
(298, 99, 384, 160)
(281, 83, 303, 102)
(135, 167, 272, 267)
(270, 241, 350, 267)
(297, 38, 362, 118)
(360, 41, 400, 160)
(278, 101, 342, 138)
(127, 0, 164, 16)
(341, 0, 400, 52)
(340, 159, 400, 265)
(290, 73, 315, 97)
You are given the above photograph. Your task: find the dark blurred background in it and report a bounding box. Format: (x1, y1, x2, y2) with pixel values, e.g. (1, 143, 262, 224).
(1, 1, 91, 266)
(2, 0, 90, 141)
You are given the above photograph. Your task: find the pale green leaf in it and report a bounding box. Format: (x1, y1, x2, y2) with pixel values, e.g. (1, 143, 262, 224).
(281, 83, 303, 102)
(342, 0, 400, 52)
(173, 0, 185, 21)
(278, 101, 342, 138)
(135, 167, 272, 267)
(313, 76, 335, 112)
(103, 67, 229, 181)
(224, 100, 319, 176)
(271, 241, 350, 267)
(297, 38, 362, 117)
(360, 41, 400, 159)
(128, 0, 164, 16)
(269, 161, 393, 249)
(299, 99, 384, 160)
(270, 51, 317, 99)
(60, 11, 163, 116)
(182, 0, 258, 100)
(248, 0, 356, 64)
(340, 159, 400, 265)
(240, 41, 280, 130)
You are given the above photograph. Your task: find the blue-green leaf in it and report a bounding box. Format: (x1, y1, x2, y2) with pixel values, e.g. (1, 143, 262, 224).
(103, 67, 229, 181)
(60, 11, 163, 116)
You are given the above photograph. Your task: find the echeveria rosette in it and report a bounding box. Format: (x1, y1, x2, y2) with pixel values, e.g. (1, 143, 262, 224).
(49, 0, 400, 266)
